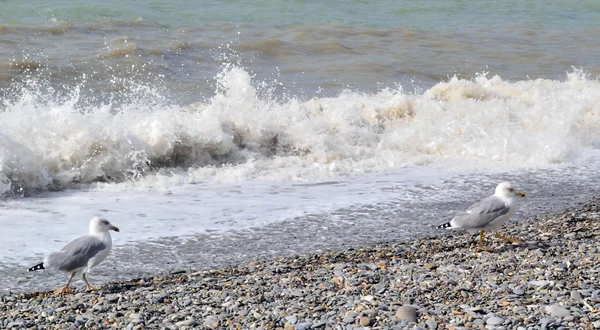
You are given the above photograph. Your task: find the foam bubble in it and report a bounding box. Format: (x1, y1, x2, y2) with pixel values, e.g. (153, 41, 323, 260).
(1, 67, 600, 195)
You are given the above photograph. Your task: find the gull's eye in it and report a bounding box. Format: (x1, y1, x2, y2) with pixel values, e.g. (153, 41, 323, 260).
(508, 187, 514, 192)
(101, 220, 109, 225)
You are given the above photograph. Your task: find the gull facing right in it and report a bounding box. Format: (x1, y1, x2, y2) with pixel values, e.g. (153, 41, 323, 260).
(437, 182, 526, 250)
(28, 216, 120, 295)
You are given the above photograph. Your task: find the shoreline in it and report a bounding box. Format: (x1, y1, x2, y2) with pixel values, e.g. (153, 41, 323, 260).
(2, 198, 600, 329)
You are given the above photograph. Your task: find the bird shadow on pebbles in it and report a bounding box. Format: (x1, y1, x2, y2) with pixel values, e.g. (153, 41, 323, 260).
(419, 233, 552, 255)
(491, 241, 552, 254)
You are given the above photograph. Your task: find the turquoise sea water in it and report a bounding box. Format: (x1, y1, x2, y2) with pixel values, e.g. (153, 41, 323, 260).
(2, 1, 600, 29)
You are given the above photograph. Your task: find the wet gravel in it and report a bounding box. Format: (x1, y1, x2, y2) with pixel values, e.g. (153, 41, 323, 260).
(2, 197, 600, 329)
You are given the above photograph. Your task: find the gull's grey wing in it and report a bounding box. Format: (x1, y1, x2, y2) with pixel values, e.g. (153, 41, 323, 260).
(450, 196, 509, 229)
(44, 236, 106, 272)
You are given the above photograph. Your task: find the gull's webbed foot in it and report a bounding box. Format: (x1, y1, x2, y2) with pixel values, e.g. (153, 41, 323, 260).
(82, 273, 101, 291)
(86, 285, 101, 291)
(474, 231, 493, 253)
(476, 245, 493, 252)
(53, 286, 71, 295)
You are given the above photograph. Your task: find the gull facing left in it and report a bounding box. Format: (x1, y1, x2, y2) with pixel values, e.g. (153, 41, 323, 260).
(28, 216, 120, 294)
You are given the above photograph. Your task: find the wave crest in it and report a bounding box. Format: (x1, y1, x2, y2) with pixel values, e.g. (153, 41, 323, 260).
(1, 67, 600, 195)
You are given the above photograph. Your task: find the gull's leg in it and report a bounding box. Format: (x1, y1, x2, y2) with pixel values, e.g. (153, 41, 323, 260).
(54, 272, 76, 295)
(494, 232, 522, 243)
(476, 231, 492, 252)
(82, 273, 100, 291)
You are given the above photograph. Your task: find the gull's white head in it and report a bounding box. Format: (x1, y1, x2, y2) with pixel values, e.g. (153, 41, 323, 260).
(89, 216, 120, 235)
(495, 182, 526, 199)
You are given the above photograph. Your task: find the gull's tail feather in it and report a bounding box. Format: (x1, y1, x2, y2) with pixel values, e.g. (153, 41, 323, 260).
(28, 263, 45, 272)
(437, 221, 453, 229)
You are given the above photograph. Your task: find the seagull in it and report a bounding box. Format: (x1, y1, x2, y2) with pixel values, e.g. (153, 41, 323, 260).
(437, 182, 526, 251)
(28, 216, 120, 294)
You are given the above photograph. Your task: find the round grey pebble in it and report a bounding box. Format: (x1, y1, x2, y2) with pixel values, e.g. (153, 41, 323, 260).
(426, 318, 437, 329)
(486, 316, 504, 326)
(396, 305, 417, 322)
(545, 305, 570, 317)
(342, 315, 355, 323)
(285, 315, 298, 325)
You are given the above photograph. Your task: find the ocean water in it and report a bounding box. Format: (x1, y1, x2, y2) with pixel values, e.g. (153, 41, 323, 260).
(1, 1, 600, 292)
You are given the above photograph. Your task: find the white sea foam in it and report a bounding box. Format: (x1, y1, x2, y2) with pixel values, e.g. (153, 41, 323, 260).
(1, 67, 600, 195)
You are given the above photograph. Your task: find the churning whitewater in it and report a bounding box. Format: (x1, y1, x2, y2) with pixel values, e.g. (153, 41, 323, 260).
(1, 67, 600, 196)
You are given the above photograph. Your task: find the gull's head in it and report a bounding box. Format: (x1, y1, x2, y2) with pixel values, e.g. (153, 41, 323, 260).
(495, 182, 526, 199)
(89, 216, 120, 234)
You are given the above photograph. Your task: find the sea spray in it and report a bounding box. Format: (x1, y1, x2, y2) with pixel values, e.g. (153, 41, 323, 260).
(1, 67, 600, 195)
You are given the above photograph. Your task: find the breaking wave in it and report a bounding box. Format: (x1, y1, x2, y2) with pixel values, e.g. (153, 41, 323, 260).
(1, 66, 600, 195)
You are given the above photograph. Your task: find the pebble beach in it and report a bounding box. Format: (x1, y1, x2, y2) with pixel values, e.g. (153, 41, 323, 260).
(1, 198, 599, 329)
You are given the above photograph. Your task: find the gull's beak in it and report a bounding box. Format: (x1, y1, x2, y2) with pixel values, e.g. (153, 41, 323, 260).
(110, 225, 120, 232)
(515, 191, 526, 198)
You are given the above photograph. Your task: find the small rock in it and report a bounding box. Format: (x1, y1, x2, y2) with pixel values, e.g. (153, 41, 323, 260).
(473, 319, 485, 326)
(285, 315, 298, 325)
(486, 316, 504, 325)
(359, 317, 371, 326)
(529, 280, 552, 288)
(539, 317, 554, 328)
(512, 288, 525, 295)
(364, 309, 378, 317)
(75, 316, 87, 327)
(426, 318, 438, 329)
(545, 305, 570, 317)
(396, 305, 417, 322)
(295, 322, 313, 330)
(423, 263, 437, 270)
(375, 281, 388, 293)
(176, 318, 197, 327)
(6, 322, 24, 329)
(203, 316, 220, 328)
(342, 315, 355, 323)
